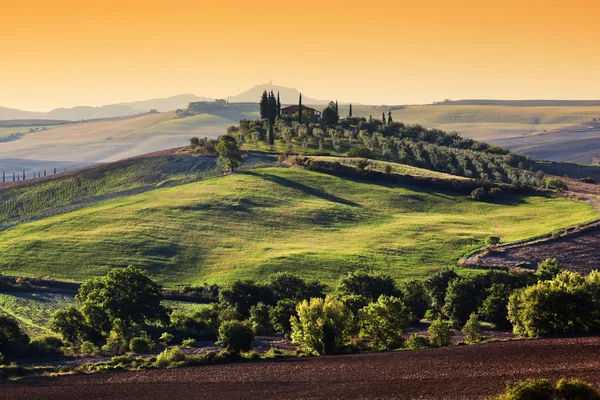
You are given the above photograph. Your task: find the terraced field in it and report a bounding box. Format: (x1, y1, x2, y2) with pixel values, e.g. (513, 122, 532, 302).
(0, 167, 594, 287)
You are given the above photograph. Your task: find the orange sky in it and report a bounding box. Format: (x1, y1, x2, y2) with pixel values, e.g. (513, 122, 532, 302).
(2, 0, 600, 110)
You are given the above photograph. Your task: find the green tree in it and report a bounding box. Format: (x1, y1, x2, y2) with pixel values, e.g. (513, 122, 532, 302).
(349, 103, 353, 117)
(219, 280, 274, 318)
(338, 271, 399, 302)
(268, 90, 277, 125)
(536, 258, 562, 281)
(277, 91, 281, 117)
(382, 112, 386, 124)
(217, 320, 254, 354)
(387, 111, 392, 124)
(443, 277, 481, 327)
(358, 295, 410, 349)
(269, 299, 297, 335)
(266, 272, 325, 302)
(398, 280, 430, 324)
(298, 93, 303, 123)
(290, 296, 353, 354)
(216, 134, 243, 172)
(0, 313, 30, 357)
(322, 101, 339, 125)
(249, 302, 273, 335)
(77, 266, 166, 330)
(461, 313, 484, 343)
(424, 268, 459, 316)
(478, 284, 513, 329)
(259, 90, 269, 119)
(428, 317, 453, 347)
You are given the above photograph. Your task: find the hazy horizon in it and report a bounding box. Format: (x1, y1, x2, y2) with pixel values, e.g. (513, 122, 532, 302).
(3, 0, 600, 111)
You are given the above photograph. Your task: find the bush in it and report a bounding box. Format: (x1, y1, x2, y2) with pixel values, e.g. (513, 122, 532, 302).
(216, 320, 254, 354)
(428, 318, 453, 347)
(159, 332, 174, 345)
(155, 347, 186, 368)
(545, 177, 568, 191)
(290, 296, 354, 355)
(129, 336, 152, 353)
(485, 236, 501, 246)
(461, 313, 484, 343)
(358, 295, 410, 350)
(347, 145, 374, 159)
(30, 335, 64, 356)
(556, 378, 600, 400)
(405, 334, 430, 350)
(80, 340, 98, 356)
(182, 338, 196, 347)
(470, 187, 488, 201)
(101, 330, 129, 355)
(494, 379, 555, 400)
(384, 164, 393, 174)
(580, 177, 596, 184)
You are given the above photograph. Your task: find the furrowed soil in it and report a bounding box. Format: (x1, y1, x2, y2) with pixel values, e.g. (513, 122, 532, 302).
(5, 337, 600, 400)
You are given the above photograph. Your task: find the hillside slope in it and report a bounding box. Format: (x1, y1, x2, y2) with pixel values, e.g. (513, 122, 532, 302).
(0, 167, 594, 287)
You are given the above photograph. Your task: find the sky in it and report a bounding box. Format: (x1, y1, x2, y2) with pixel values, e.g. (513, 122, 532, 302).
(2, 0, 600, 111)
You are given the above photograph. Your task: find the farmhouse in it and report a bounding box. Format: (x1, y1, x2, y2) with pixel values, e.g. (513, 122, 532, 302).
(281, 105, 321, 120)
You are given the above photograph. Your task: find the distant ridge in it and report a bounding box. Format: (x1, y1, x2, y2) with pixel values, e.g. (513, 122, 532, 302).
(433, 99, 600, 107)
(226, 83, 336, 105)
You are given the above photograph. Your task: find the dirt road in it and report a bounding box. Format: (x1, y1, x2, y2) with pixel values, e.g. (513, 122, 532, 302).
(5, 337, 600, 400)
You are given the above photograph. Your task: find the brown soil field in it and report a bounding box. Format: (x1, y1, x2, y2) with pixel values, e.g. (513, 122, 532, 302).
(5, 337, 600, 400)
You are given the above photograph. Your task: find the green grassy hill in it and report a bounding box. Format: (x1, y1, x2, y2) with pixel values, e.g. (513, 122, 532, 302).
(0, 167, 594, 287)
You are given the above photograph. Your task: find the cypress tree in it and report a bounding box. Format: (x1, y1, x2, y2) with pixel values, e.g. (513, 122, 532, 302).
(349, 103, 353, 117)
(259, 90, 269, 119)
(2, 172, 4, 182)
(388, 111, 393, 124)
(269, 91, 277, 125)
(335, 100, 339, 113)
(277, 91, 281, 117)
(382, 112, 386, 124)
(23, 170, 25, 180)
(298, 93, 303, 123)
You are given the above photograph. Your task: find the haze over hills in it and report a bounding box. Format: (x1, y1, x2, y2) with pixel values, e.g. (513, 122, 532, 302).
(0, 84, 336, 122)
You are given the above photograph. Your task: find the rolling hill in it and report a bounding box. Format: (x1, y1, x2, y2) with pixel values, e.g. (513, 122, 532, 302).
(0, 165, 594, 287)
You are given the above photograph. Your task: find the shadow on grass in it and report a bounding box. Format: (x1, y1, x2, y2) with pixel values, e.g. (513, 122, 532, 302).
(243, 171, 361, 207)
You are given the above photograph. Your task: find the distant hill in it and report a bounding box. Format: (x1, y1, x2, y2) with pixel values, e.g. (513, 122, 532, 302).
(118, 94, 212, 112)
(0, 94, 213, 122)
(434, 99, 600, 107)
(225, 83, 334, 105)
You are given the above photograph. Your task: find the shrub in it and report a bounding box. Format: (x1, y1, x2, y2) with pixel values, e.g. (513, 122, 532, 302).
(290, 296, 354, 355)
(347, 145, 374, 159)
(428, 317, 453, 347)
(359, 296, 410, 350)
(216, 320, 254, 354)
(80, 340, 98, 356)
(555, 378, 600, 400)
(30, 335, 64, 356)
(384, 164, 393, 174)
(0, 352, 4, 365)
(101, 330, 129, 355)
(461, 313, 484, 343)
(470, 187, 488, 201)
(159, 332, 174, 345)
(580, 177, 596, 184)
(545, 177, 568, 191)
(485, 236, 501, 246)
(494, 379, 555, 400)
(129, 336, 152, 353)
(405, 334, 430, 350)
(155, 347, 186, 368)
(182, 338, 196, 347)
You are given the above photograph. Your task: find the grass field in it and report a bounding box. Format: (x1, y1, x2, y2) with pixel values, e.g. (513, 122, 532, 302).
(0, 152, 275, 230)
(0, 167, 594, 287)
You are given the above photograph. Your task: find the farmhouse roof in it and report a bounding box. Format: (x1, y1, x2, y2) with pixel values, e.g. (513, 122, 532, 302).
(281, 105, 317, 112)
